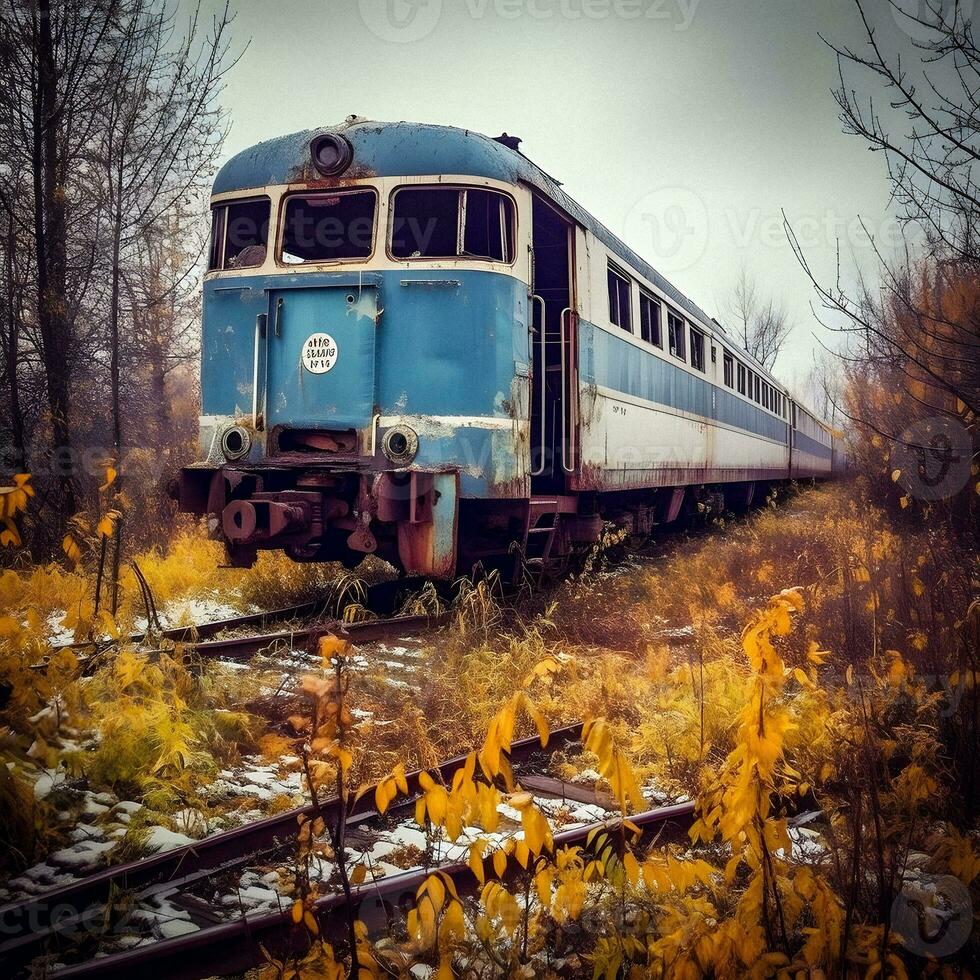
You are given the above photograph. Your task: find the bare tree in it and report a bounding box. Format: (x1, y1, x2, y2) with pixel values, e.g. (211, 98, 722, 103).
(0, 0, 240, 561)
(725, 265, 794, 370)
(787, 0, 980, 422)
(793, 349, 845, 426)
(829, 0, 980, 264)
(94, 0, 236, 606)
(0, 0, 116, 530)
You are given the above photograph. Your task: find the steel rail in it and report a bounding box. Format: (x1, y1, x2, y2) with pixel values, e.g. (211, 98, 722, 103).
(50, 599, 326, 653)
(48, 800, 696, 980)
(0, 725, 584, 973)
(188, 610, 447, 661)
(49, 576, 436, 655)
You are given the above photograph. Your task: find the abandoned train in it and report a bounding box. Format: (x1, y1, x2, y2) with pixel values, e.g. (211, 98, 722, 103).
(178, 118, 844, 578)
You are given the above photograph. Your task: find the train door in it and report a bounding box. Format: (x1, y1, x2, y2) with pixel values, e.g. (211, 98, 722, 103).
(263, 284, 380, 431)
(529, 195, 577, 493)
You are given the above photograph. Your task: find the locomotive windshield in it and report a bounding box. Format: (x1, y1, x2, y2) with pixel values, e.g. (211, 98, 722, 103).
(281, 189, 376, 264)
(208, 197, 270, 270)
(390, 186, 514, 261)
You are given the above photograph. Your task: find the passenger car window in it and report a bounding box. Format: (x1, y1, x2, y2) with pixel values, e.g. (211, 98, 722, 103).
(209, 198, 270, 270)
(390, 186, 514, 260)
(281, 190, 376, 263)
(690, 327, 705, 371)
(667, 309, 686, 360)
(607, 264, 632, 331)
(723, 351, 734, 387)
(639, 291, 662, 346)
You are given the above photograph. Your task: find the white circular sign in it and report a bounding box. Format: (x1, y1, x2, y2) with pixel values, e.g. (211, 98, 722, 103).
(302, 333, 339, 374)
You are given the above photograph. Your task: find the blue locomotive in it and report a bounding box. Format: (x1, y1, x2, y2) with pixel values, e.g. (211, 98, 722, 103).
(178, 118, 842, 578)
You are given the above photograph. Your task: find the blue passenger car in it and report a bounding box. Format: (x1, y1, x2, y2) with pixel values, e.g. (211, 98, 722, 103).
(179, 118, 841, 577)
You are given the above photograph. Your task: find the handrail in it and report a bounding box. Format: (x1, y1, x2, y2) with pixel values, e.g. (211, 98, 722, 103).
(529, 294, 547, 477)
(559, 307, 577, 474)
(274, 296, 284, 337)
(252, 312, 267, 429)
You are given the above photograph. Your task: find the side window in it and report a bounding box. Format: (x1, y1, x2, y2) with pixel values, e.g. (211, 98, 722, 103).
(723, 351, 734, 387)
(639, 291, 662, 346)
(463, 188, 514, 261)
(209, 197, 271, 270)
(747, 368, 754, 398)
(390, 186, 515, 261)
(737, 362, 746, 395)
(281, 190, 376, 264)
(607, 264, 632, 332)
(690, 327, 705, 372)
(208, 207, 226, 269)
(667, 309, 686, 360)
(754, 374, 761, 403)
(391, 187, 459, 257)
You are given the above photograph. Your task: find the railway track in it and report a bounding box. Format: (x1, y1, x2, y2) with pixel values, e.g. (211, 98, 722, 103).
(6, 553, 715, 975)
(0, 725, 589, 976)
(48, 576, 442, 657)
(51, 801, 698, 980)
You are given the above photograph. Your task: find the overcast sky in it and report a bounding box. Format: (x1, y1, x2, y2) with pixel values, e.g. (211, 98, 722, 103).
(197, 0, 922, 387)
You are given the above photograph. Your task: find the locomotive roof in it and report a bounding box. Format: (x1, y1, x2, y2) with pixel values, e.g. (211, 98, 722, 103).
(213, 118, 774, 384)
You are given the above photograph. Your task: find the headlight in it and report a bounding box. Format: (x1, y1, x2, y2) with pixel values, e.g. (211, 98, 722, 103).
(381, 425, 418, 466)
(221, 425, 251, 460)
(310, 133, 353, 177)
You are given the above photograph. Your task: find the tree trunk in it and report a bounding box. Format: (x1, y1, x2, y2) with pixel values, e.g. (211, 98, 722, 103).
(4, 213, 26, 472)
(109, 169, 124, 613)
(36, 0, 76, 523)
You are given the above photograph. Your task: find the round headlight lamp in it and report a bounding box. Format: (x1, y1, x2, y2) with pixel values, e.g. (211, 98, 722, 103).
(381, 425, 418, 466)
(221, 424, 251, 461)
(310, 133, 353, 177)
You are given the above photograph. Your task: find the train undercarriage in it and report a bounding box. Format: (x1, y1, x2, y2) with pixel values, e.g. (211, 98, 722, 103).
(177, 460, 779, 581)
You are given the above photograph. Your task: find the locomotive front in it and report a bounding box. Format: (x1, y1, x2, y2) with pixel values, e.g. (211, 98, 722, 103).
(178, 121, 532, 577)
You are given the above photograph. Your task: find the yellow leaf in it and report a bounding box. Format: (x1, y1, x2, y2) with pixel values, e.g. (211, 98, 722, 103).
(318, 634, 349, 663)
(291, 899, 303, 924)
(493, 847, 507, 878)
(468, 841, 487, 884)
(393, 762, 408, 795)
(97, 513, 116, 538)
(524, 698, 550, 747)
(623, 851, 640, 886)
